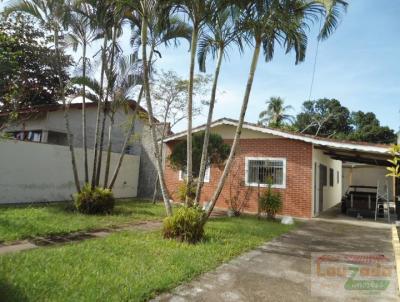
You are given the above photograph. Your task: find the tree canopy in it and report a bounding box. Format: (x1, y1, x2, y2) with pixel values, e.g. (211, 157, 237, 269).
(0, 13, 72, 112)
(168, 132, 230, 178)
(291, 98, 396, 144)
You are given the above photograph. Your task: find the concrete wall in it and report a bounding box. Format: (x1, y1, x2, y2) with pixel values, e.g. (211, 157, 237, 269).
(0, 139, 140, 203)
(342, 164, 393, 197)
(3, 106, 160, 199)
(312, 148, 342, 214)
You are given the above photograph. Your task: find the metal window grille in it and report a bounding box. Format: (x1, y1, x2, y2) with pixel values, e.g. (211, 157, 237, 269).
(247, 159, 284, 185)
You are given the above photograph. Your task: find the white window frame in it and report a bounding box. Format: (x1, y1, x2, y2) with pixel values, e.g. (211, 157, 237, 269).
(179, 166, 210, 183)
(244, 157, 287, 189)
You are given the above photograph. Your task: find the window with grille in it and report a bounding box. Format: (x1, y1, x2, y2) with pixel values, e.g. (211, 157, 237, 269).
(245, 157, 286, 188)
(179, 166, 210, 183)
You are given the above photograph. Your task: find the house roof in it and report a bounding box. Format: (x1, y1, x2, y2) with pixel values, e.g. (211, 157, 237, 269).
(163, 117, 391, 156)
(0, 101, 157, 121)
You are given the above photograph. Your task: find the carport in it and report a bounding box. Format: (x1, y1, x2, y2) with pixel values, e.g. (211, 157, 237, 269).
(312, 141, 398, 222)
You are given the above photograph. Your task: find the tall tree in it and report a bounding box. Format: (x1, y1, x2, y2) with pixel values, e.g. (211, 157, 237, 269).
(258, 96, 293, 128)
(346, 111, 396, 144)
(194, 3, 243, 205)
(175, 0, 212, 204)
(295, 98, 351, 137)
(124, 0, 179, 216)
(205, 0, 348, 219)
(67, 3, 97, 183)
(0, 13, 72, 111)
(4, 0, 82, 193)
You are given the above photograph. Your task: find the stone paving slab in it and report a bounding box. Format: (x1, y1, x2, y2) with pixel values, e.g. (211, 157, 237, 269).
(153, 220, 398, 302)
(0, 220, 162, 255)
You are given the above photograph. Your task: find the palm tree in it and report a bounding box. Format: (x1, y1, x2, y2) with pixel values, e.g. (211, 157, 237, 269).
(103, 54, 142, 187)
(174, 1, 212, 204)
(4, 0, 81, 192)
(88, 0, 114, 188)
(194, 3, 243, 205)
(124, 0, 182, 216)
(205, 0, 348, 219)
(258, 97, 293, 128)
(67, 2, 97, 183)
(128, 10, 192, 202)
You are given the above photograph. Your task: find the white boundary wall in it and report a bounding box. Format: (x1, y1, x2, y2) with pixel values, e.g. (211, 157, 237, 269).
(0, 139, 140, 203)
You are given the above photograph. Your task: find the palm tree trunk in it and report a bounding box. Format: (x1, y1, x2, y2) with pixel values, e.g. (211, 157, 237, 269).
(194, 46, 223, 205)
(185, 24, 199, 205)
(91, 35, 108, 188)
(141, 16, 172, 216)
(103, 110, 114, 188)
(96, 26, 117, 186)
(82, 40, 89, 183)
(108, 86, 143, 190)
(205, 40, 261, 218)
(151, 101, 170, 203)
(54, 28, 81, 192)
(107, 45, 155, 190)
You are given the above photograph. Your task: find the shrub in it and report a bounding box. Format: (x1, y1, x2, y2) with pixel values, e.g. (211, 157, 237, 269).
(258, 180, 282, 219)
(177, 180, 196, 204)
(74, 184, 115, 214)
(163, 206, 205, 243)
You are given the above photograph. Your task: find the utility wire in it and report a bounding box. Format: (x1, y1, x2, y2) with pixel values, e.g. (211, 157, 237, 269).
(308, 19, 323, 101)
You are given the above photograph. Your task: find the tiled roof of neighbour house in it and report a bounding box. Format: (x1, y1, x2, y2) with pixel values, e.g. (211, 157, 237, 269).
(162, 117, 391, 155)
(0, 100, 159, 122)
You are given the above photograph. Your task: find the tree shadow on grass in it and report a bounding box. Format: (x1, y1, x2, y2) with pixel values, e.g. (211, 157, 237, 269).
(0, 279, 29, 302)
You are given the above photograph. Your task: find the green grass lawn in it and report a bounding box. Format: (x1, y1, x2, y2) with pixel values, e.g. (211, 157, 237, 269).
(0, 216, 295, 302)
(0, 200, 166, 242)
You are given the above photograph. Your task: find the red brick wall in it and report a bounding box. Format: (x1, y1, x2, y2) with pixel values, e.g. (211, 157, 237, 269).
(164, 138, 313, 218)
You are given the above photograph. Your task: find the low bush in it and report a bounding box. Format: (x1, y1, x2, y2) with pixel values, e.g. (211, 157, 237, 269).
(74, 184, 115, 214)
(258, 180, 282, 219)
(163, 206, 205, 243)
(176, 180, 196, 204)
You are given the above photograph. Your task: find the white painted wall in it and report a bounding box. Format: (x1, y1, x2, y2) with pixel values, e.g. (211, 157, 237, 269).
(312, 148, 342, 214)
(342, 164, 393, 197)
(0, 139, 139, 203)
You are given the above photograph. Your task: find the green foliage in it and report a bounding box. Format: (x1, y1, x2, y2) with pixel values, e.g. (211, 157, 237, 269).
(258, 97, 293, 128)
(0, 216, 294, 301)
(0, 13, 72, 112)
(387, 145, 400, 178)
(177, 180, 196, 203)
(258, 180, 282, 219)
(294, 99, 396, 144)
(168, 132, 230, 177)
(163, 206, 206, 243)
(74, 184, 115, 214)
(294, 98, 352, 137)
(0, 200, 166, 243)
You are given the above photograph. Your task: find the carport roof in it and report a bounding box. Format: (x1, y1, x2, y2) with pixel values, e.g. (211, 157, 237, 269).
(163, 118, 392, 165)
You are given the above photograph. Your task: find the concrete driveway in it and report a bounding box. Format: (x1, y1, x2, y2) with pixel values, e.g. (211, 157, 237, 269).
(153, 220, 398, 302)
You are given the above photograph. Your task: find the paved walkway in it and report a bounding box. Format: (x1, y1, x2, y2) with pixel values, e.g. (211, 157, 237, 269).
(153, 220, 398, 302)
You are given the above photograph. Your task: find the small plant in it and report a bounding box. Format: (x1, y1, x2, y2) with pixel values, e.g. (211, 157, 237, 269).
(223, 154, 251, 216)
(74, 184, 115, 214)
(258, 179, 282, 219)
(162, 206, 205, 243)
(387, 145, 400, 178)
(177, 180, 196, 204)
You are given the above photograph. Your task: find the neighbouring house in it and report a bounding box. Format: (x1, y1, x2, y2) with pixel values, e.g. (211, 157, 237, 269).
(0, 101, 163, 200)
(163, 118, 396, 219)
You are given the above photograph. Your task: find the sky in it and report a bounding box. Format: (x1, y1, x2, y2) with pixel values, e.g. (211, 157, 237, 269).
(1, 0, 399, 133)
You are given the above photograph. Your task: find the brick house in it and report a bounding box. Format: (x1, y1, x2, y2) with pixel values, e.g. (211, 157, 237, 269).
(163, 118, 392, 219)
